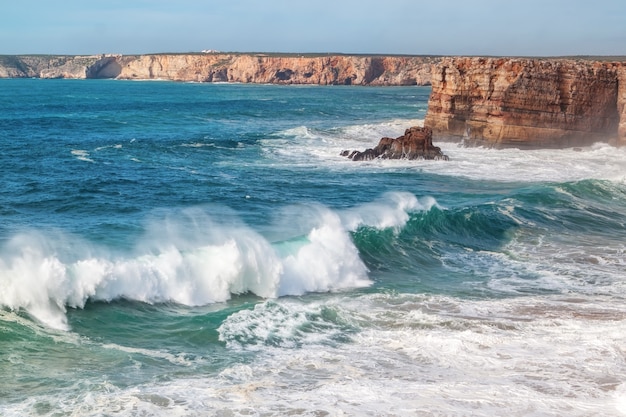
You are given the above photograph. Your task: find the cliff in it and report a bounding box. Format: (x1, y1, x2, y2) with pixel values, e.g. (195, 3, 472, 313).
(0, 53, 438, 86)
(0, 55, 101, 78)
(424, 57, 626, 147)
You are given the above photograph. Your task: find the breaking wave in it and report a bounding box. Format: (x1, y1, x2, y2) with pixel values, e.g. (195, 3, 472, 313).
(0, 192, 430, 330)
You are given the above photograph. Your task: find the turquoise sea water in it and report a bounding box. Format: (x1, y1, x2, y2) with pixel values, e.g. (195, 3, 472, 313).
(1, 79, 626, 416)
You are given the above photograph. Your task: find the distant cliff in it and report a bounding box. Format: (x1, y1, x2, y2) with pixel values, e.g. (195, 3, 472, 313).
(424, 57, 626, 147)
(0, 53, 439, 86)
(0, 55, 101, 78)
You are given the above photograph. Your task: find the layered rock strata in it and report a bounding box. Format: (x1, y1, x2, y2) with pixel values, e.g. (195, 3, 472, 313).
(0, 54, 438, 86)
(342, 126, 448, 161)
(425, 57, 626, 147)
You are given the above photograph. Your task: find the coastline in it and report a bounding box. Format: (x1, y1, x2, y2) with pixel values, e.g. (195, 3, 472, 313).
(3, 52, 625, 148)
(0, 53, 440, 85)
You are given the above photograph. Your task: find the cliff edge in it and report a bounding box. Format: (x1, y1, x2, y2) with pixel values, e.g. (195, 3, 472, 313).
(0, 53, 438, 86)
(424, 57, 626, 147)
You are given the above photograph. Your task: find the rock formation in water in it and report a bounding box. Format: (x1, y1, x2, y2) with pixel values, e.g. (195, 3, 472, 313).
(0, 53, 439, 86)
(342, 126, 448, 161)
(424, 57, 626, 147)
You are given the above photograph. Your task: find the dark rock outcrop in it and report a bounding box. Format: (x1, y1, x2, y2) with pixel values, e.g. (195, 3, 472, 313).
(342, 126, 448, 161)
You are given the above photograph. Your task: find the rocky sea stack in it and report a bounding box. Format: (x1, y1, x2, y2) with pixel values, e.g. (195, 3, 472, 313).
(342, 126, 448, 161)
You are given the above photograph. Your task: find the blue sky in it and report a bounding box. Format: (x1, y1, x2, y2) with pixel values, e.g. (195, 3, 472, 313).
(1, 0, 625, 56)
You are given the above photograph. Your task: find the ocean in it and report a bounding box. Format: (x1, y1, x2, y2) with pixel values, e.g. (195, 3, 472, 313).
(0, 78, 625, 416)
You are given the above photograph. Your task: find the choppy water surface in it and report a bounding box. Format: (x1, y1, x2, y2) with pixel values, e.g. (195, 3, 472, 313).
(1, 79, 625, 416)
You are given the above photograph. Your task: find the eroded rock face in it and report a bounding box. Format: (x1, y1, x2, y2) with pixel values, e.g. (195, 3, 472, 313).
(425, 57, 626, 147)
(342, 126, 448, 161)
(0, 55, 100, 79)
(0, 54, 438, 86)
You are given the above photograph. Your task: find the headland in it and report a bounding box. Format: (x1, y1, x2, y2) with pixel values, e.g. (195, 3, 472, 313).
(2, 53, 624, 147)
(0, 53, 438, 86)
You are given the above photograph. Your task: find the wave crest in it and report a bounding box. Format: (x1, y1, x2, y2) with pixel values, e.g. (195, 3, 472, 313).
(0, 193, 437, 330)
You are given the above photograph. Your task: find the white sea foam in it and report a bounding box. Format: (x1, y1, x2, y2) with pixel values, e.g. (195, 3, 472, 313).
(0, 190, 437, 330)
(217, 299, 352, 350)
(426, 141, 626, 183)
(340, 191, 438, 232)
(263, 119, 424, 165)
(214, 293, 626, 416)
(5, 293, 625, 416)
(266, 119, 626, 183)
(94, 144, 123, 151)
(2, 198, 420, 329)
(71, 149, 94, 163)
(367, 140, 626, 183)
(101, 343, 195, 366)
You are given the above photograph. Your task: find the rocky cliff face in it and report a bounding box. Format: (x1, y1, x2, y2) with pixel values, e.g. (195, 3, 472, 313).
(100, 54, 437, 85)
(425, 57, 626, 147)
(618, 66, 626, 143)
(0, 55, 101, 78)
(0, 54, 438, 86)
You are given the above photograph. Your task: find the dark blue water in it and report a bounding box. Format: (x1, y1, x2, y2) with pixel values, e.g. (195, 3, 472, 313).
(1, 79, 625, 416)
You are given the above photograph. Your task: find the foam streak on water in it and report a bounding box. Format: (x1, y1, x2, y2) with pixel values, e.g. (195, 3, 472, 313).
(3, 295, 625, 416)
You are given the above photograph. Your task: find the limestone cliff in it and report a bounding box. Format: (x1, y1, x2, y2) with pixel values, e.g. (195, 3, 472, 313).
(342, 126, 448, 161)
(425, 57, 626, 147)
(0, 55, 100, 78)
(0, 54, 438, 86)
(98, 54, 437, 85)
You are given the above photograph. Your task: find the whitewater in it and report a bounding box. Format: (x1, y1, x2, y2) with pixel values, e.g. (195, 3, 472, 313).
(0, 79, 625, 416)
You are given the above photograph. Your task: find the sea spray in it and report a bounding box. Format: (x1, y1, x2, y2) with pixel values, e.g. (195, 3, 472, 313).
(3, 81, 625, 416)
(0, 192, 438, 330)
(340, 191, 439, 232)
(279, 206, 370, 295)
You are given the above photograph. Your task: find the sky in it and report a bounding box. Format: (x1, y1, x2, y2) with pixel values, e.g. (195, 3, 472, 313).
(1, 0, 625, 56)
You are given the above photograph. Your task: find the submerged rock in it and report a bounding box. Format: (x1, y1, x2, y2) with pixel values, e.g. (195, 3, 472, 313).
(342, 126, 449, 161)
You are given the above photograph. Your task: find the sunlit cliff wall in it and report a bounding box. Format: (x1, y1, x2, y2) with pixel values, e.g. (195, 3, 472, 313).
(97, 54, 437, 85)
(0, 54, 438, 86)
(424, 57, 626, 147)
